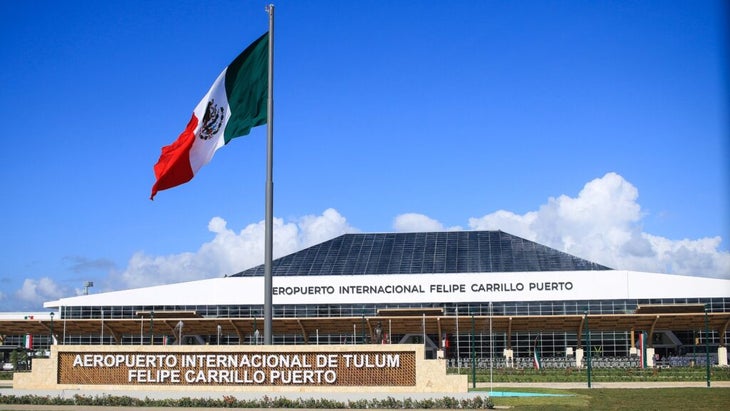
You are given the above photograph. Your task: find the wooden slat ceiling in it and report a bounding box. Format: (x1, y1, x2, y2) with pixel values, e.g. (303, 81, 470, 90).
(376, 308, 444, 316)
(1, 313, 727, 343)
(635, 304, 706, 314)
(135, 310, 200, 319)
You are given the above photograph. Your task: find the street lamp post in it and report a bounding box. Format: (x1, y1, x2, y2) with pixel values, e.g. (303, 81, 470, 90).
(361, 307, 366, 344)
(422, 313, 426, 356)
(471, 310, 476, 389)
(83, 281, 93, 295)
(100, 309, 104, 345)
(455, 306, 460, 374)
(49, 312, 54, 347)
(584, 310, 592, 388)
(705, 305, 711, 388)
(489, 302, 494, 395)
(489, 301, 494, 395)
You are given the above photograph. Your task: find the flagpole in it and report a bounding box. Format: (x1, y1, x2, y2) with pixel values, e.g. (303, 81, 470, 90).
(263, 3, 275, 345)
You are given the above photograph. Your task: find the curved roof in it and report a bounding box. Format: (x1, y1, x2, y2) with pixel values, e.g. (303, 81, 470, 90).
(232, 231, 611, 277)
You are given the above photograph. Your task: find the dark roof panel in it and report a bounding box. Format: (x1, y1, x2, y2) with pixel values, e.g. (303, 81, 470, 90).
(231, 231, 611, 277)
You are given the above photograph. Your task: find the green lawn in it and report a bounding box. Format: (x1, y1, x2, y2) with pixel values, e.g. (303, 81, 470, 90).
(476, 387, 730, 410)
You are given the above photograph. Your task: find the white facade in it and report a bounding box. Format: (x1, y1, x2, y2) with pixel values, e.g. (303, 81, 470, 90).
(44, 270, 730, 308)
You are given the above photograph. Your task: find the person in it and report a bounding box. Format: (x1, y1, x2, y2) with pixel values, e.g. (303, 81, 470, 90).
(374, 321, 383, 344)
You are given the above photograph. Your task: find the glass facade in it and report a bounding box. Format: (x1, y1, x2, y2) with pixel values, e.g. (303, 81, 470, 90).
(42, 297, 727, 364)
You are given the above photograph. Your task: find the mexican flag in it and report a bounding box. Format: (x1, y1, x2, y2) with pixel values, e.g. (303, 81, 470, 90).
(150, 32, 269, 200)
(533, 336, 541, 370)
(533, 347, 541, 370)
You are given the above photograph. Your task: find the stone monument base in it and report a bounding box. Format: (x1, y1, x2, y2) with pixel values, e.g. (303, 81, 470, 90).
(14, 343, 466, 393)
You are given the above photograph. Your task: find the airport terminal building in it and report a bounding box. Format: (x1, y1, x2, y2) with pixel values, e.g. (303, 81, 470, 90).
(2, 231, 729, 368)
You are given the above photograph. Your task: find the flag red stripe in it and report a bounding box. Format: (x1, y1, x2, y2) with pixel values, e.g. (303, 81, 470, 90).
(150, 114, 199, 199)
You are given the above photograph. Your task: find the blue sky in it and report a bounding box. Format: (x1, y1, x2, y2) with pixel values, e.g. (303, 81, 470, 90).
(1, 0, 728, 311)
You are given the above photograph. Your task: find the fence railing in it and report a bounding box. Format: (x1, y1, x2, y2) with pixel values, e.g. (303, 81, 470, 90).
(447, 354, 720, 369)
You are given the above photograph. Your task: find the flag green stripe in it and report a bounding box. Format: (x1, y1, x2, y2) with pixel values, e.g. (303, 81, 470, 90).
(223, 32, 269, 143)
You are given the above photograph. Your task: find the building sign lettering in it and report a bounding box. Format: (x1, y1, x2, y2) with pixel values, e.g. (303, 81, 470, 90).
(272, 281, 574, 298)
(58, 351, 415, 386)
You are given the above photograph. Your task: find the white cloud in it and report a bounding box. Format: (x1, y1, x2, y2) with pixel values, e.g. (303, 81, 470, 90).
(299, 208, 359, 246)
(466, 209, 537, 240)
(114, 208, 357, 289)
(15, 277, 67, 308)
(393, 213, 462, 232)
(464, 172, 729, 278)
(644, 235, 730, 277)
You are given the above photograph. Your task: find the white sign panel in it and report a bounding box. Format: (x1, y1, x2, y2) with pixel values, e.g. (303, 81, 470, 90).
(267, 271, 629, 305)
